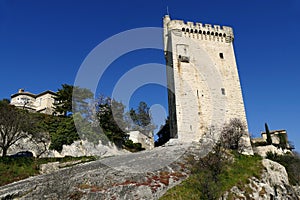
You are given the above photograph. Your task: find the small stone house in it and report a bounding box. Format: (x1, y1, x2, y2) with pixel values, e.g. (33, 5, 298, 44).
(128, 131, 154, 150)
(10, 89, 57, 115)
(252, 129, 292, 149)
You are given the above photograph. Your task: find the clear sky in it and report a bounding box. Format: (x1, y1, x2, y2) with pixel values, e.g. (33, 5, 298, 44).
(0, 0, 299, 150)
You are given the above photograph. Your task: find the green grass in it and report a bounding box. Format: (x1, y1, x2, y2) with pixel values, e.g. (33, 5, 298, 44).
(160, 153, 263, 200)
(219, 153, 263, 192)
(0, 156, 96, 187)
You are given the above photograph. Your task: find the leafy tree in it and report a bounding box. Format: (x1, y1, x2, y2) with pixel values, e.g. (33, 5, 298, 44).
(265, 123, 272, 145)
(129, 101, 155, 137)
(47, 116, 80, 152)
(53, 84, 73, 116)
(54, 84, 93, 116)
(0, 99, 10, 106)
(0, 104, 34, 156)
(96, 96, 129, 148)
(155, 117, 170, 147)
(73, 113, 109, 145)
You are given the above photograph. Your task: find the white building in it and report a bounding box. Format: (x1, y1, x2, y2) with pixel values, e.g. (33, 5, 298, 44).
(128, 131, 154, 150)
(10, 89, 57, 115)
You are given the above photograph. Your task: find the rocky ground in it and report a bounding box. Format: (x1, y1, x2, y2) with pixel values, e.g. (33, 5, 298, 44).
(0, 142, 205, 200)
(1, 140, 299, 200)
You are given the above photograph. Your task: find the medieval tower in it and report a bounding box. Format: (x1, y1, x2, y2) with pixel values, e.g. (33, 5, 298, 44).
(164, 15, 251, 147)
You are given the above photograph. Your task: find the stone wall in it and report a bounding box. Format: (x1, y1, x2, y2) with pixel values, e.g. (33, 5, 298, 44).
(128, 131, 154, 150)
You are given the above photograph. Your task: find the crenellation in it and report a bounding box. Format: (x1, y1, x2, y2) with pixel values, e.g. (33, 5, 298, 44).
(186, 21, 194, 27)
(172, 19, 184, 25)
(196, 22, 203, 28)
(204, 24, 212, 30)
(214, 25, 220, 33)
(166, 17, 234, 43)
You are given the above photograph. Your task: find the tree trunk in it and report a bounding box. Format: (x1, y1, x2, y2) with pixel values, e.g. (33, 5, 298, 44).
(2, 147, 8, 157)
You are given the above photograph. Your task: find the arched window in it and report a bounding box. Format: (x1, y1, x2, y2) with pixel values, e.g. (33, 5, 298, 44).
(223, 33, 226, 37)
(186, 28, 189, 32)
(182, 28, 185, 32)
(199, 30, 202, 34)
(194, 30, 198, 33)
(215, 32, 218, 36)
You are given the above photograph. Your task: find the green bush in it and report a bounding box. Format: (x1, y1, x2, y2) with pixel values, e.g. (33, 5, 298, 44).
(124, 140, 145, 152)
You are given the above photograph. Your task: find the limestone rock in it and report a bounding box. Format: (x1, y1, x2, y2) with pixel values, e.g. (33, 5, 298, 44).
(39, 162, 60, 174)
(3, 138, 126, 158)
(0, 143, 196, 199)
(225, 159, 299, 200)
(253, 145, 292, 157)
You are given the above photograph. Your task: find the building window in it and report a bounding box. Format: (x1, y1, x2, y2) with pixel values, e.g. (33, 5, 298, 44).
(221, 88, 226, 95)
(219, 53, 224, 59)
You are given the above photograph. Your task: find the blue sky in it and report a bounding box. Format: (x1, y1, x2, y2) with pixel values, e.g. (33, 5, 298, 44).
(0, 0, 299, 150)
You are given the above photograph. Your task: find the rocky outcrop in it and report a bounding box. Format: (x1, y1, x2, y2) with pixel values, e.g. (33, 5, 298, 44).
(224, 159, 299, 199)
(47, 140, 127, 158)
(3, 138, 126, 158)
(0, 142, 199, 200)
(39, 160, 82, 174)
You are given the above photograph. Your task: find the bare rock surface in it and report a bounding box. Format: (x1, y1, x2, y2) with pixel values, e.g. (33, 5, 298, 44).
(0, 142, 204, 200)
(2, 140, 299, 200)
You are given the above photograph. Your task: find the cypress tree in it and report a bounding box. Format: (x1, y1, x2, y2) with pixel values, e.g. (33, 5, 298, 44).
(265, 123, 272, 145)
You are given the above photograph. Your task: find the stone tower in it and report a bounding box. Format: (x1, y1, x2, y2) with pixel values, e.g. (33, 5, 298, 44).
(164, 15, 251, 146)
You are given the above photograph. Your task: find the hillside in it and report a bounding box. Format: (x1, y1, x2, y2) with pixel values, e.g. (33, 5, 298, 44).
(1, 141, 300, 199)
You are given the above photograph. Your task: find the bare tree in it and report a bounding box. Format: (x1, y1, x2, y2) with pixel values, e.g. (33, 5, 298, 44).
(31, 131, 51, 158)
(0, 104, 33, 156)
(220, 118, 247, 152)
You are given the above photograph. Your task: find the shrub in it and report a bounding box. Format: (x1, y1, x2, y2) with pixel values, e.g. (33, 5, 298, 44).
(220, 118, 247, 152)
(252, 141, 268, 147)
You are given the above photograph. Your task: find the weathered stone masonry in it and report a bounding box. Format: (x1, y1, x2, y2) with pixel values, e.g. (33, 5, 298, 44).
(164, 15, 250, 145)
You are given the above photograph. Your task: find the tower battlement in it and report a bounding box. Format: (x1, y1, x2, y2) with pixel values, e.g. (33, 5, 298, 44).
(163, 15, 234, 51)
